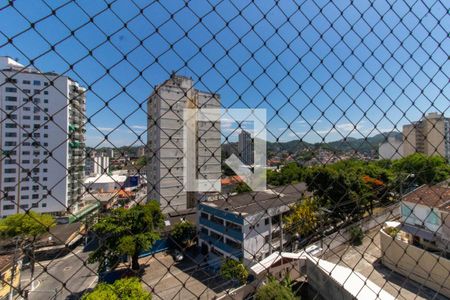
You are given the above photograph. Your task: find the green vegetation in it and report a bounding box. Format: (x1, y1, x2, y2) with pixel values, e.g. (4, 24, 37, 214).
(89, 201, 164, 271)
(0, 212, 56, 290)
(268, 154, 450, 224)
(255, 277, 298, 300)
(234, 182, 252, 193)
(82, 277, 151, 300)
(267, 163, 306, 186)
(284, 197, 318, 238)
(134, 156, 147, 169)
(349, 225, 364, 246)
(170, 221, 196, 249)
(385, 226, 400, 238)
(392, 153, 450, 185)
(219, 258, 249, 285)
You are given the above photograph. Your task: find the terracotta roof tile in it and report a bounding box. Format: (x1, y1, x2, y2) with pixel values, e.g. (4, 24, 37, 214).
(403, 185, 450, 208)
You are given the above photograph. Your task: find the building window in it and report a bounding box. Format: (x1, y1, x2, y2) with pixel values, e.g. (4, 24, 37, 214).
(4, 187, 15, 192)
(23, 89, 31, 94)
(5, 96, 17, 101)
(23, 107, 31, 111)
(44, 91, 49, 95)
(41, 203, 47, 208)
(20, 204, 29, 209)
(32, 203, 39, 208)
(21, 195, 29, 200)
(426, 209, 440, 226)
(21, 186, 29, 191)
(3, 205, 15, 210)
(23, 80, 31, 84)
(32, 194, 39, 199)
(4, 141, 17, 146)
(33, 89, 40, 94)
(5, 132, 17, 137)
(23, 115, 31, 120)
(5, 105, 17, 110)
(44, 99, 48, 103)
(4, 169, 16, 174)
(5, 123, 17, 128)
(33, 80, 41, 86)
(5, 87, 17, 92)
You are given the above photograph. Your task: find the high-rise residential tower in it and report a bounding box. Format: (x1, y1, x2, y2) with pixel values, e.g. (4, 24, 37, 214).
(403, 112, 450, 159)
(0, 57, 86, 218)
(238, 129, 254, 166)
(147, 74, 221, 213)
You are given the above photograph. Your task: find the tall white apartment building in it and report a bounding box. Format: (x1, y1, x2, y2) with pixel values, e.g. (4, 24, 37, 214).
(85, 151, 110, 176)
(403, 112, 450, 159)
(147, 74, 221, 213)
(0, 57, 86, 218)
(238, 130, 254, 165)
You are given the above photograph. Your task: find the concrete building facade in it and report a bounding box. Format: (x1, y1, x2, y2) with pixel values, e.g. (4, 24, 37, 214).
(403, 112, 450, 159)
(197, 183, 307, 268)
(0, 57, 86, 217)
(399, 184, 450, 254)
(378, 135, 404, 160)
(238, 130, 254, 165)
(147, 74, 221, 213)
(85, 151, 110, 176)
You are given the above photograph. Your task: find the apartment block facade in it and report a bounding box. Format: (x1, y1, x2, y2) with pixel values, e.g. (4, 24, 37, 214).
(197, 183, 307, 268)
(403, 112, 450, 159)
(238, 129, 254, 165)
(85, 151, 110, 176)
(0, 57, 86, 217)
(147, 74, 221, 213)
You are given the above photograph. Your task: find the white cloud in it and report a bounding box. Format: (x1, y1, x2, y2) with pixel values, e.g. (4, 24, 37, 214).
(131, 125, 147, 130)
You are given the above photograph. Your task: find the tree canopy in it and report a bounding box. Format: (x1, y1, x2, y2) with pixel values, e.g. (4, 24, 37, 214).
(170, 221, 196, 249)
(82, 277, 151, 300)
(0, 211, 55, 241)
(284, 197, 318, 238)
(255, 278, 298, 300)
(392, 153, 450, 185)
(219, 259, 248, 285)
(89, 201, 164, 271)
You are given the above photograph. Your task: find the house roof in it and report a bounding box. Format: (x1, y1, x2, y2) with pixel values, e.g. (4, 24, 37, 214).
(402, 185, 450, 209)
(250, 251, 304, 275)
(201, 182, 308, 216)
(308, 256, 395, 300)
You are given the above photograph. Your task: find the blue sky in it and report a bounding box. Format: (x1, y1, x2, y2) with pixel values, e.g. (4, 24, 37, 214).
(1, 0, 448, 147)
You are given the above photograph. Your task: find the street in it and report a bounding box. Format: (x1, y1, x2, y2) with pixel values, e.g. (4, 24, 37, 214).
(21, 245, 98, 300)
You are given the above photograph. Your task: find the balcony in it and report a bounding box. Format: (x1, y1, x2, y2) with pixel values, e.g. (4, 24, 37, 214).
(199, 232, 242, 258)
(199, 217, 243, 241)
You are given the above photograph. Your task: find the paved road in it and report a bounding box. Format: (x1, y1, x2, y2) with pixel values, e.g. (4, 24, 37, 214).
(21, 245, 98, 300)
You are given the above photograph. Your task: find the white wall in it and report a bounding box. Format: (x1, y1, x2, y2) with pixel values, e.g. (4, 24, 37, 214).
(401, 201, 442, 233)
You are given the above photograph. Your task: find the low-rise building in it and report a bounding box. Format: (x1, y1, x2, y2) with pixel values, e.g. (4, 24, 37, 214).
(197, 183, 307, 267)
(84, 174, 127, 193)
(399, 184, 450, 254)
